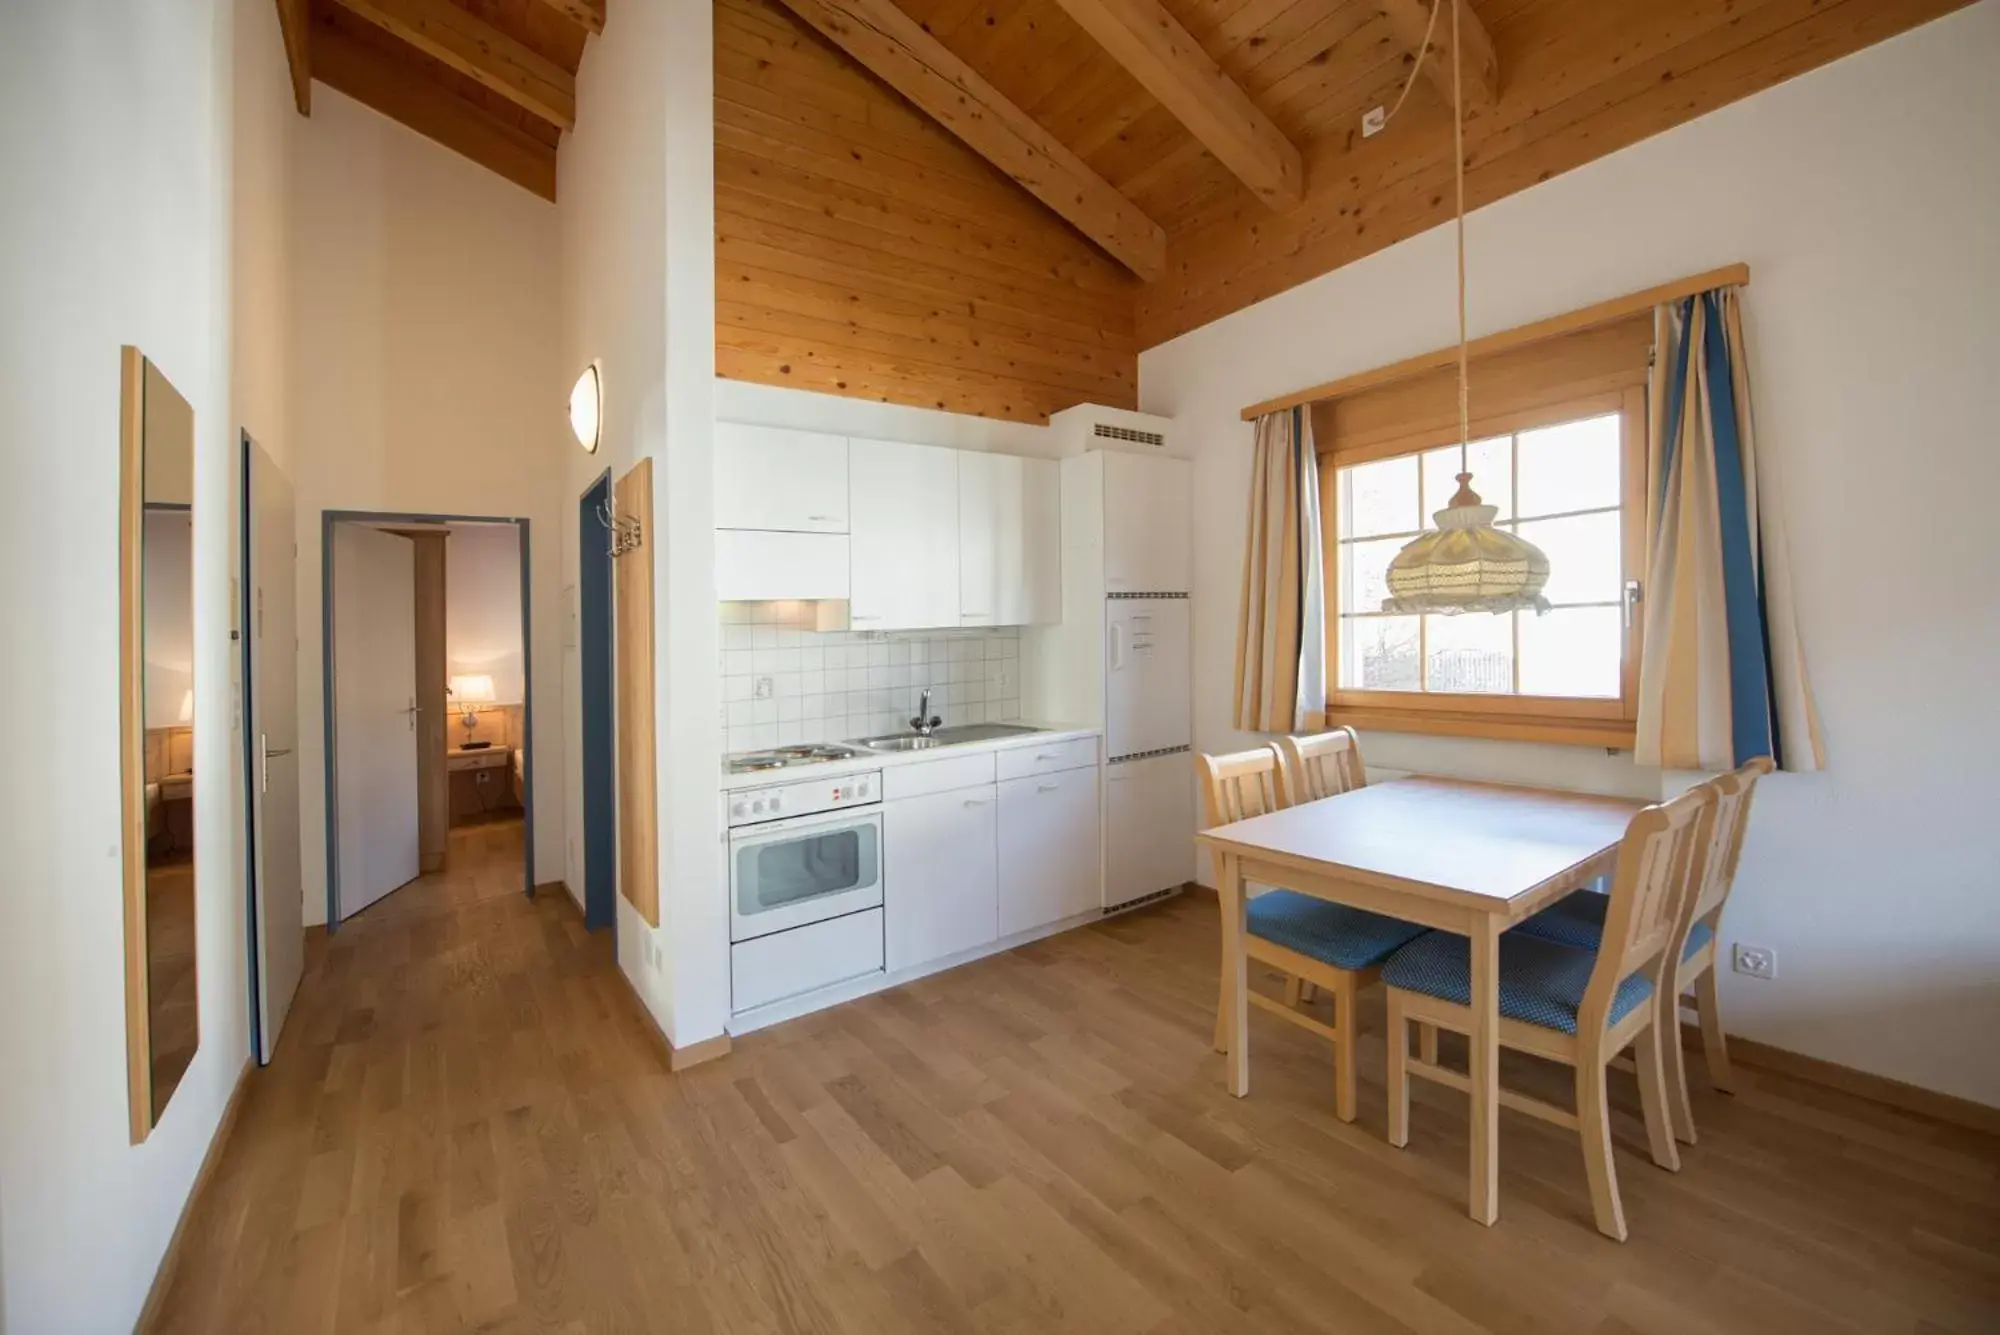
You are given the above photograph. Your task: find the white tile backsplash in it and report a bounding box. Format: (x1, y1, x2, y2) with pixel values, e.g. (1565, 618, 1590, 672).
(718, 601, 1022, 754)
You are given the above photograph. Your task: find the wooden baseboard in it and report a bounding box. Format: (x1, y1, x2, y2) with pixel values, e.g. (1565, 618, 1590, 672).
(1701, 1026, 2000, 1137)
(613, 965, 733, 1073)
(136, 1057, 253, 1333)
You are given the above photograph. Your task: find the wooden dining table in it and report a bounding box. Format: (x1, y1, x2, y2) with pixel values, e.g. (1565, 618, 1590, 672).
(1195, 775, 1648, 1225)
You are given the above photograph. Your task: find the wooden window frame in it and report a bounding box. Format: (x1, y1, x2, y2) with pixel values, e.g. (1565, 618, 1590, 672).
(1318, 385, 1648, 749)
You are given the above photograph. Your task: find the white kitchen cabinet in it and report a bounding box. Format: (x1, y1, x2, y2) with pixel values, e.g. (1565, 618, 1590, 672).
(884, 786, 998, 971)
(850, 438, 961, 630)
(959, 451, 1060, 627)
(1102, 452, 1192, 595)
(715, 530, 849, 601)
(997, 764, 1101, 936)
(1104, 751, 1195, 911)
(714, 423, 849, 533)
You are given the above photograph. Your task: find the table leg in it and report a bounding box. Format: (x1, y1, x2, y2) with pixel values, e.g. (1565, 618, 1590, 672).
(1468, 915, 1501, 1225)
(1220, 851, 1249, 1097)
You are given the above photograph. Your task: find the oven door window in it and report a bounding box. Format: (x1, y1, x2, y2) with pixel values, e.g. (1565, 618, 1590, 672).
(737, 822, 879, 918)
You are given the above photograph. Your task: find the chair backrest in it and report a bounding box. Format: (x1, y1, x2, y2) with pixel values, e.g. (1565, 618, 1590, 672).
(1195, 747, 1288, 883)
(1687, 756, 1773, 924)
(1277, 727, 1366, 806)
(1579, 785, 1714, 1033)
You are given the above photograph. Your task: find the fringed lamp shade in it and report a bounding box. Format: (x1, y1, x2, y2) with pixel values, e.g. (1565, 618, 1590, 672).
(1382, 473, 1551, 615)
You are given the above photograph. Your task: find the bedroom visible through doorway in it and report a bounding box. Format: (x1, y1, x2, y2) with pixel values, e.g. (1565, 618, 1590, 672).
(322, 513, 534, 926)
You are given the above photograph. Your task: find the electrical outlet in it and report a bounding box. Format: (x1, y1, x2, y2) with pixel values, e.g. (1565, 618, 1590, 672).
(1733, 943, 1776, 980)
(754, 676, 775, 700)
(1362, 105, 1387, 138)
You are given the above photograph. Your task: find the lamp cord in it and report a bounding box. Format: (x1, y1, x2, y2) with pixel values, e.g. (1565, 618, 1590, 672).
(1382, 0, 1444, 130)
(1453, 0, 1468, 479)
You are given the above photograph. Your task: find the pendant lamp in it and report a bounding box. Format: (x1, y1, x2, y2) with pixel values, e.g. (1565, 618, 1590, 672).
(1381, 0, 1550, 617)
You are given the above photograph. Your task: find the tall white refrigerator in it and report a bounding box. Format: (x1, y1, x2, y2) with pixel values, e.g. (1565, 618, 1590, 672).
(1023, 449, 1196, 913)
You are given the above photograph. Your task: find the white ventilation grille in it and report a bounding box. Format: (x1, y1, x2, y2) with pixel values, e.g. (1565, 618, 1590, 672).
(1092, 422, 1165, 448)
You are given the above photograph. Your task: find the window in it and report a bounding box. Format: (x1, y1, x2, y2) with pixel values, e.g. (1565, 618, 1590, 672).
(1319, 378, 1647, 747)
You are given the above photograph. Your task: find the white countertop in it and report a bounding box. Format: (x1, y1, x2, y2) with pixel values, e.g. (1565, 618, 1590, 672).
(720, 721, 1100, 792)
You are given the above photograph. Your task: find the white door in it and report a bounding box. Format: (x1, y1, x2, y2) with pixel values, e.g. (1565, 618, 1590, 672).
(1102, 452, 1192, 594)
(1105, 597, 1192, 759)
(997, 766, 1101, 935)
(332, 525, 419, 919)
(1105, 752, 1196, 910)
(883, 786, 998, 970)
(714, 422, 849, 532)
(244, 438, 302, 1062)
(850, 438, 959, 630)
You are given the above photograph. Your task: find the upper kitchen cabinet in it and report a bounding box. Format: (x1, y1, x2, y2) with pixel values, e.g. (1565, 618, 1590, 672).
(959, 452, 1059, 628)
(849, 439, 960, 631)
(714, 423, 849, 533)
(1102, 452, 1192, 595)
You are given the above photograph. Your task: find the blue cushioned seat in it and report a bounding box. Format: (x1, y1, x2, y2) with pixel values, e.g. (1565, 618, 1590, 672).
(1517, 891, 1716, 960)
(1380, 930, 1654, 1036)
(1245, 890, 1429, 971)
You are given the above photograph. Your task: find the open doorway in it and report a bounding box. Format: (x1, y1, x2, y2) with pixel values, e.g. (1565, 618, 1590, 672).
(321, 511, 534, 927)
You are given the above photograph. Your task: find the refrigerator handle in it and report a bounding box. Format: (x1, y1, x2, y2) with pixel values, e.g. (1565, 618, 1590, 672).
(1108, 619, 1127, 670)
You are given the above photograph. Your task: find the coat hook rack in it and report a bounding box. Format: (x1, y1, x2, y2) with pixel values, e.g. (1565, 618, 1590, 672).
(596, 496, 643, 558)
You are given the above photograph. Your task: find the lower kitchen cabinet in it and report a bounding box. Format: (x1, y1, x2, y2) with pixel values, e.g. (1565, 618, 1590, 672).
(997, 765, 1101, 936)
(883, 785, 998, 971)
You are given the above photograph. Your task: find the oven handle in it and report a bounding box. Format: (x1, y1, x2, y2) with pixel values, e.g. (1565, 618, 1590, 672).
(728, 802, 883, 844)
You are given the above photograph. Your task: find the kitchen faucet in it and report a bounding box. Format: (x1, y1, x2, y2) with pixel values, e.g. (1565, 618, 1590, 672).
(910, 687, 941, 736)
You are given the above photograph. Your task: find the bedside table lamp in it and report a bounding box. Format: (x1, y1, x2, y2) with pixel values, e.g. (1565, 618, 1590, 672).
(448, 673, 496, 745)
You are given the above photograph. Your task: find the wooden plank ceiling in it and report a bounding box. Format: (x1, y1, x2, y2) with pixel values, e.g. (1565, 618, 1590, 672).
(272, 0, 602, 201)
(272, 0, 1971, 423)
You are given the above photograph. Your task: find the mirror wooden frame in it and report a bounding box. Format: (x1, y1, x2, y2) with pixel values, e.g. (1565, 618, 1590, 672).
(121, 346, 200, 1142)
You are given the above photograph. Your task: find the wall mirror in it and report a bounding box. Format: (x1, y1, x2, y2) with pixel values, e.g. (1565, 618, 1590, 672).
(121, 347, 198, 1141)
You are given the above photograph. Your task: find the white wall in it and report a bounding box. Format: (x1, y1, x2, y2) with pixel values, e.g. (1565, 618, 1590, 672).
(446, 522, 526, 704)
(0, 0, 267, 1326)
(558, 0, 727, 1048)
(1140, 2, 2000, 1106)
(290, 88, 568, 924)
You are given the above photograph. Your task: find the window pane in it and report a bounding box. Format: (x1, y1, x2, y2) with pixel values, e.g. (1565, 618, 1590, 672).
(1338, 536, 1405, 615)
(1340, 454, 1418, 538)
(1515, 511, 1622, 604)
(1422, 436, 1511, 521)
(1426, 612, 1514, 694)
(1519, 607, 1622, 698)
(1517, 414, 1620, 517)
(1341, 616, 1420, 690)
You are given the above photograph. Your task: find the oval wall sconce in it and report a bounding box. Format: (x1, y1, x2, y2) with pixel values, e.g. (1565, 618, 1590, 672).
(569, 362, 601, 453)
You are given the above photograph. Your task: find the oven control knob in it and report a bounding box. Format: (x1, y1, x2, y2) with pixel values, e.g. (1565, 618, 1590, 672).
(769, 794, 784, 812)
(730, 801, 746, 819)
(855, 779, 871, 798)
(751, 798, 767, 814)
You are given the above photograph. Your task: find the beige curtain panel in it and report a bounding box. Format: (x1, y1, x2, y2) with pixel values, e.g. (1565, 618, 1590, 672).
(1234, 407, 1327, 733)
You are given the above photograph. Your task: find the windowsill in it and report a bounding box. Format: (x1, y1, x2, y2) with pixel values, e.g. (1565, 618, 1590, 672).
(1321, 703, 1636, 751)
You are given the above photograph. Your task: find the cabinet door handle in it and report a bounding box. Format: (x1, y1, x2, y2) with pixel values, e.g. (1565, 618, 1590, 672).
(851, 614, 881, 622)
(807, 513, 834, 521)
(963, 797, 992, 807)
(1036, 783, 1059, 793)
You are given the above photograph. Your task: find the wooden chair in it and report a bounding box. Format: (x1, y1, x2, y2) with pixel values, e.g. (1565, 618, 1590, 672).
(1515, 757, 1774, 1143)
(1661, 756, 1773, 1139)
(1380, 786, 1713, 1240)
(1198, 746, 1427, 1123)
(1276, 726, 1366, 806)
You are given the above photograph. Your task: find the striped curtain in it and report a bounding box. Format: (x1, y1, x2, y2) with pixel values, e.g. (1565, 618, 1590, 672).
(1636, 288, 1824, 772)
(1234, 407, 1326, 733)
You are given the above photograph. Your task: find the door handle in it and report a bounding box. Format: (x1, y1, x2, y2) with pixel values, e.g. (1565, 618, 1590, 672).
(1109, 622, 1127, 669)
(264, 746, 292, 757)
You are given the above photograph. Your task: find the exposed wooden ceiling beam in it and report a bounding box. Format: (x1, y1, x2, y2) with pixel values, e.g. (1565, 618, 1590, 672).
(275, 0, 311, 113)
(332, 0, 577, 129)
(312, 22, 558, 200)
(534, 0, 606, 35)
(1377, 0, 1498, 111)
(1051, 0, 1302, 210)
(772, 0, 1166, 281)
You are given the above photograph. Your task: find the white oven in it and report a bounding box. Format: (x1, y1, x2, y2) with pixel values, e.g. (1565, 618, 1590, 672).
(727, 772, 883, 944)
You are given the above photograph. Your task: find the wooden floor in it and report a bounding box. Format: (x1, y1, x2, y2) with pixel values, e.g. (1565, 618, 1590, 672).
(355, 817, 527, 925)
(149, 882, 1999, 1333)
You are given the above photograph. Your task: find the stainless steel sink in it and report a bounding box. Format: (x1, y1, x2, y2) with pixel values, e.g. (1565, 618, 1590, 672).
(853, 735, 944, 752)
(928, 723, 1043, 744)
